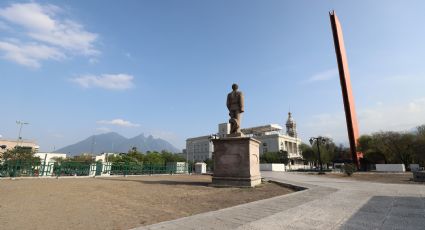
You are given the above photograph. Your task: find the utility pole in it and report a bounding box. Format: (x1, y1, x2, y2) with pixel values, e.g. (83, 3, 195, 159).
(16, 120, 29, 147)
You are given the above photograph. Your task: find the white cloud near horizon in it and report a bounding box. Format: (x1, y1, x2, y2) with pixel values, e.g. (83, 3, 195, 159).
(0, 3, 98, 67)
(71, 74, 135, 90)
(302, 97, 425, 144)
(305, 68, 339, 83)
(96, 127, 111, 133)
(97, 119, 140, 128)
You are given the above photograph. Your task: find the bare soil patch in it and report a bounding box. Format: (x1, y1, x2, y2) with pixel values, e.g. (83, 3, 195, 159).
(312, 172, 424, 184)
(0, 175, 293, 230)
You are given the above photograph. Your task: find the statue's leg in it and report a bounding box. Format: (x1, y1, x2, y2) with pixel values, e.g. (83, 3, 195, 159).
(229, 111, 237, 134)
(235, 112, 241, 133)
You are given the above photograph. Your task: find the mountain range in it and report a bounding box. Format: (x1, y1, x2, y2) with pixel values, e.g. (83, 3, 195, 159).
(57, 132, 180, 156)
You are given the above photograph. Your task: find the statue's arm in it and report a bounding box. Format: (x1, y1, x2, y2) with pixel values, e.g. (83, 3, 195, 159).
(239, 92, 244, 112)
(226, 94, 231, 110)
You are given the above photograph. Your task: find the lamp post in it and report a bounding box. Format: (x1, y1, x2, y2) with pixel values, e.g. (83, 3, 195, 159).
(309, 136, 327, 173)
(16, 120, 29, 147)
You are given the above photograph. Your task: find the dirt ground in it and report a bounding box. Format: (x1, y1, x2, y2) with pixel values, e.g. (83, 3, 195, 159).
(312, 172, 424, 184)
(0, 175, 293, 230)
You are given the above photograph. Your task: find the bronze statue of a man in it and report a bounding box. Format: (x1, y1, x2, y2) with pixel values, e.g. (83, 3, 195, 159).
(227, 83, 244, 136)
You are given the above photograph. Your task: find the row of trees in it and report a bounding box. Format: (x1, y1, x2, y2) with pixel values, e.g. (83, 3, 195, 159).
(1, 146, 40, 162)
(107, 148, 186, 165)
(4, 125, 424, 169)
(1, 146, 186, 166)
(260, 150, 289, 164)
(299, 139, 349, 169)
(357, 125, 425, 167)
(299, 125, 425, 169)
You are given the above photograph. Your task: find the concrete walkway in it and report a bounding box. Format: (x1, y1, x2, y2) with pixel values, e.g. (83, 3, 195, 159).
(134, 172, 425, 230)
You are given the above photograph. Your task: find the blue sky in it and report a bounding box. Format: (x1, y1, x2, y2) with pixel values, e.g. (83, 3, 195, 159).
(1, 0, 425, 151)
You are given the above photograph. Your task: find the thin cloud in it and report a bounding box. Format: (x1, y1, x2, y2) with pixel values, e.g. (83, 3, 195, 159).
(0, 41, 64, 68)
(151, 130, 181, 147)
(305, 68, 338, 83)
(0, 3, 98, 67)
(96, 127, 111, 133)
(0, 20, 10, 30)
(97, 119, 140, 128)
(71, 74, 135, 90)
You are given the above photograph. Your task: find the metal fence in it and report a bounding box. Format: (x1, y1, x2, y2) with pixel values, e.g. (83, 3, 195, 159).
(0, 160, 192, 178)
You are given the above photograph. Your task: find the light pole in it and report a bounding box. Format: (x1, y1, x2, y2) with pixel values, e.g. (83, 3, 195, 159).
(16, 120, 29, 147)
(309, 136, 327, 173)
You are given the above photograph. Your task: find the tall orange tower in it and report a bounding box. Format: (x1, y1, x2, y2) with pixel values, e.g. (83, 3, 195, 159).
(329, 11, 363, 168)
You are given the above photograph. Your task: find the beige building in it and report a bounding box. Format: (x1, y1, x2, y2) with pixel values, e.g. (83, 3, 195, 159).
(0, 139, 39, 156)
(186, 112, 306, 168)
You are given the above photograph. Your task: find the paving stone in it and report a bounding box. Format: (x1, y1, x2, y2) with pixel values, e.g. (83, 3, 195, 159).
(134, 172, 425, 230)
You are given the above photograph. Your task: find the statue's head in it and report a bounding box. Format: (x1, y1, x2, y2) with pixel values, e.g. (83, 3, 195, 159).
(232, 83, 238, 91)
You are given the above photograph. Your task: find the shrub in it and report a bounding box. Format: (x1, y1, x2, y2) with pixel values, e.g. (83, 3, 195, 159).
(343, 163, 356, 176)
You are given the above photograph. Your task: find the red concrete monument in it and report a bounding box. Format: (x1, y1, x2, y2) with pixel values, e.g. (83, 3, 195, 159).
(329, 11, 363, 168)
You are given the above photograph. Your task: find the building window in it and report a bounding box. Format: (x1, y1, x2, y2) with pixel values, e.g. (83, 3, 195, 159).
(263, 143, 267, 146)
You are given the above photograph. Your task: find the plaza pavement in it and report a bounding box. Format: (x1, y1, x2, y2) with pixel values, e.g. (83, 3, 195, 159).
(134, 172, 425, 230)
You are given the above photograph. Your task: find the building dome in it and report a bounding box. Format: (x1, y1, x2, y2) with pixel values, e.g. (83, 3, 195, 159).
(286, 112, 297, 137)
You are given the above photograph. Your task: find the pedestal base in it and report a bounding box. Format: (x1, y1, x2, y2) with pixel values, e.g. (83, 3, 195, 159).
(212, 176, 261, 187)
(211, 137, 261, 187)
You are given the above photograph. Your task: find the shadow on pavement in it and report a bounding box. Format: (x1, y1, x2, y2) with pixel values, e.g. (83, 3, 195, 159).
(341, 196, 425, 230)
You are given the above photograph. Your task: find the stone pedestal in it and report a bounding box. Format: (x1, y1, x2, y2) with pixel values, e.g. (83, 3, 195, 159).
(212, 137, 261, 187)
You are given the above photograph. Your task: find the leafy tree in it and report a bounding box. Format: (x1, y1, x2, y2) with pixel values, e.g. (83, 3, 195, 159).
(204, 158, 213, 171)
(50, 156, 66, 163)
(372, 131, 414, 167)
(144, 152, 165, 165)
(300, 143, 316, 162)
(72, 154, 95, 163)
(358, 135, 387, 163)
(309, 138, 336, 168)
(2, 146, 40, 162)
(160, 151, 185, 163)
(260, 150, 289, 164)
(106, 148, 190, 165)
(412, 125, 425, 166)
(127, 147, 144, 162)
(358, 131, 417, 167)
(281, 150, 289, 164)
(333, 144, 351, 162)
(417, 125, 425, 138)
(343, 163, 356, 176)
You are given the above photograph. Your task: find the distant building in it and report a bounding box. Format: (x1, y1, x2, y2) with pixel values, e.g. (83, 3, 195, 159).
(186, 135, 214, 163)
(242, 124, 304, 168)
(0, 138, 39, 157)
(95, 152, 119, 162)
(35, 152, 67, 163)
(186, 112, 305, 169)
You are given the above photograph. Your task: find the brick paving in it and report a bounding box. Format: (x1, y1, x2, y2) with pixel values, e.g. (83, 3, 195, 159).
(134, 172, 425, 230)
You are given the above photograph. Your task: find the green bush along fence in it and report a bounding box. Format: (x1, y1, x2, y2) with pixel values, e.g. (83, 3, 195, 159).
(0, 160, 192, 178)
